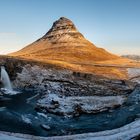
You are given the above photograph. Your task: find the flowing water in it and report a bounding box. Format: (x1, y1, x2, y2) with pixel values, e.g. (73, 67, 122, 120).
(0, 89, 140, 137)
(1, 66, 13, 91)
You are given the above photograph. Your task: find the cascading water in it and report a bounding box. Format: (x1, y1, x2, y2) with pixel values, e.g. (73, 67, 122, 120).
(1, 66, 13, 92)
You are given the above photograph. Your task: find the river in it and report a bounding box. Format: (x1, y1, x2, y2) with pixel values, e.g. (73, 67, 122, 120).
(0, 89, 140, 137)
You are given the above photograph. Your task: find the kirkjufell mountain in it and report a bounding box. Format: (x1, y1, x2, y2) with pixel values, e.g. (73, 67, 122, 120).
(10, 17, 119, 63)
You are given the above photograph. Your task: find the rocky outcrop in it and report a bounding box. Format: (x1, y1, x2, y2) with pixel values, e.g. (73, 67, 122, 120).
(127, 68, 140, 84)
(41, 17, 84, 43)
(14, 64, 134, 96)
(126, 85, 140, 105)
(36, 94, 126, 116)
(0, 55, 62, 81)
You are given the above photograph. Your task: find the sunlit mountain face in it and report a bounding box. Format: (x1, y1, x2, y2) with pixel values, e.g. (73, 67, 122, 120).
(10, 17, 119, 62)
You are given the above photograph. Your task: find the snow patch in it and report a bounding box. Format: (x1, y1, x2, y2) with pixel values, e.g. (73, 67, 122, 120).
(37, 112, 48, 119)
(37, 94, 126, 116)
(128, 68, 140, 78)
(1, 88, 20, 95)
(127, 68, 140, 83)
(21, 115, 32, 124)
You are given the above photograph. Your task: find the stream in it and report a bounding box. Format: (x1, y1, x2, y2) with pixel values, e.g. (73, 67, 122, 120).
(0, 89, 140, 137)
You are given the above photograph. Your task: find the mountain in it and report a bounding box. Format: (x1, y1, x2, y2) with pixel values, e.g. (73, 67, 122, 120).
(122, 55, 140, 61)
(10, 17, 133, 79)
(10, 17, 119, 63)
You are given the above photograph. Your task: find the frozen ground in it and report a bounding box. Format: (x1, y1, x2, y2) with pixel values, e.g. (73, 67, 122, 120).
(37, 94, 126, 116)
(128, 68, 140, 78)
(128, 68, 140, 83)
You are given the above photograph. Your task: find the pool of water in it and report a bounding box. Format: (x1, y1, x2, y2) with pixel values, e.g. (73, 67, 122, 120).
(0, 90, 140, 137)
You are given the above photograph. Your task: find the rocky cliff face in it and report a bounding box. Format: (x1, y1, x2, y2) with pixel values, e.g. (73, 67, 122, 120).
(41, 17, 85, 42)
(14, 64, 134, 96)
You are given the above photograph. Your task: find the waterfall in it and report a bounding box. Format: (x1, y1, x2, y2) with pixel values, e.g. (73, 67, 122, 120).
(1, 66, 13, 91)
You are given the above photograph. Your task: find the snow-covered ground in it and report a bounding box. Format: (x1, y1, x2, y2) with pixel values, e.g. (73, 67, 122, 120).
(128, 68, 140, 78)
(127, 68, 140, 83)
(0, 133, 27, 140)
(21, 115, 32, 124)
(37, 94, 126, 116)
(0, 119, 140, 140)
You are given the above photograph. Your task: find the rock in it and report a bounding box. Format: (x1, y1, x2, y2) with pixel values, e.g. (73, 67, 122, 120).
(126, 85, 140, 105)
(128, 68, 140, 84)
(36, 94, 126, 116)
(135, 135, 140, 140)
(136, 113, 140, 118)
(0, 91, 3, 96)
(0, 96, 11, 101)
(42, 17, 84, 42)
(51, 100, 60, 108)
(0, 80, 2, 87)
(73, 104, 83, 117)
(40, 124, 51, 131)
(13, 65, 134, 97)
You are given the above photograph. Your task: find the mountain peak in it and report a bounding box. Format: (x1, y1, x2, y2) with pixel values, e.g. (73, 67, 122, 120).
(51, 17, 76, 30)
(41, 17, 84, 41)
(10, 17, 119, 63)
(55, 17, 74, 25)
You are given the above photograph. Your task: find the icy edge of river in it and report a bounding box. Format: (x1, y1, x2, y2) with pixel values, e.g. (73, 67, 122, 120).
(0, 119, 140, 140)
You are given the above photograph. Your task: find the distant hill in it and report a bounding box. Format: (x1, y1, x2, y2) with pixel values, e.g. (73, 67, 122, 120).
(122, 55, 140, 61)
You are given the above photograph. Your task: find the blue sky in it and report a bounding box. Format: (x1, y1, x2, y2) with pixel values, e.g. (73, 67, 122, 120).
(0, 0, 140, 55)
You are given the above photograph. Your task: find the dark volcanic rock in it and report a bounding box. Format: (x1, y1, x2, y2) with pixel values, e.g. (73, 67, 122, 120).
(126, 85, 140, 105)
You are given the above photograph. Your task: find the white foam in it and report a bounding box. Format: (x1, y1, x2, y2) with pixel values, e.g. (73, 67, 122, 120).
(1, 88, 20, 95)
